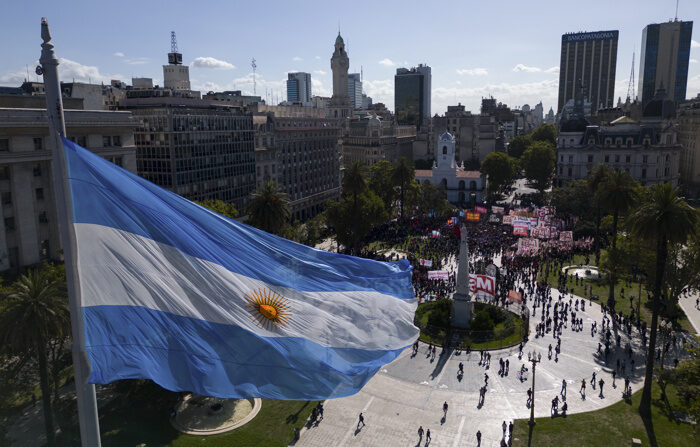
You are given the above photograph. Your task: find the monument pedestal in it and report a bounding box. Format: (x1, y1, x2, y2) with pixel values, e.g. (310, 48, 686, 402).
(451, 294, 473, 329)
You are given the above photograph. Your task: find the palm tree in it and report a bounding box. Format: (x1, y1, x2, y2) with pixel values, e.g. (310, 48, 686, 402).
(0, 269, 70, 446)
(392, 157, 414, 219)
(628, 183, 698, 416)
(596, 169, 637, 308)
(246, 181, 291, 235)
(587, 164, 612, 265)
(342, 161, 368, 209)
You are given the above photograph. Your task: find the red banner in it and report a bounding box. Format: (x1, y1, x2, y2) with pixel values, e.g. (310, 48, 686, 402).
(475, 206, 487, 214)
(508, 290, 522, 303)
(513, 225, 529, 236)
(469, 274, 495, 297)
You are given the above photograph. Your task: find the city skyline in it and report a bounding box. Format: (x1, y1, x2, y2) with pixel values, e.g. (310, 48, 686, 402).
(1, 0, 699, 115)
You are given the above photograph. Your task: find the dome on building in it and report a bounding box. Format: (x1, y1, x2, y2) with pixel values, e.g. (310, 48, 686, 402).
(559, 116, 589, 133)
(440, 131, 454, 141)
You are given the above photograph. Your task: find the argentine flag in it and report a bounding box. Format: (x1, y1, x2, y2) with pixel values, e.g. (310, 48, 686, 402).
(63, 137, 418, 400)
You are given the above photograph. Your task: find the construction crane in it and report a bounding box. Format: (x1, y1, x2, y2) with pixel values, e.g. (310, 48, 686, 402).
(626, 52, 635, 102)
(251, 58, 257, 95)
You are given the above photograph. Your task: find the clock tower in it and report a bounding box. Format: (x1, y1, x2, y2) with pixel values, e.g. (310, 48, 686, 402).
(330, 33, 352, 119)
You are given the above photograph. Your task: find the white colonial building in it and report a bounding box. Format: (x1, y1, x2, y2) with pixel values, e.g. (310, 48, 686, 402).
(415, 131, 485, 206)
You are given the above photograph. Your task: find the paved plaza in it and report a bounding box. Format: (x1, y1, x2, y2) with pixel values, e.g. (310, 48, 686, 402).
(296, 287, 693, 447)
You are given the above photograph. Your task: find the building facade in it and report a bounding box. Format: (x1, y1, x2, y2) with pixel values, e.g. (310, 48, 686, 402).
(286, 72, 312, 104)
(557, 30, 619, 113)
(0, 98, 136, 271)
(414, 132, 485, 206)
(253, 114, 341, 221)
(638, 20, 694, 106)
(678, 95, 700, 199)
(341, 114, 416, 167)
(431, 104, 497, 165)
(395, 64, 431, 128)
(128, 98, 256, 211)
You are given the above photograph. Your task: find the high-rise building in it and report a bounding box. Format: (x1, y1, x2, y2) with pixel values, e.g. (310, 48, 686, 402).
(329, 33, 352, 119)
(347, 73, 362, 109)
(286, 72, 312, 104)
(395, 64, 431, 127)
(677, 95, 700, 199)
(341, 115, 416, 167)
(638, 20, 694, 106)
(557, 30, 619, 113)
(0, 87, 136, 271)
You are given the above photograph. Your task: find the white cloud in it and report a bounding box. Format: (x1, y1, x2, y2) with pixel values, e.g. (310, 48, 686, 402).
(513, 64, 541, 73)
(690, 58, 698, 64)
(545, 66, 559, 74)
(292, 56, 303, 62)
(315, 56, 321, 60)
(58, 58, 123, 83)
(692, 40, 700, 48)
(456, 68, 488, 76)
(363, 78, 393, 106)
(311, 78, 330, 97)
(114, 52, 125, 58)
(190, 57, 235, 70)
(125, 57, 150, 65)
(0, 67, 34, 85)
(378, 58, 395, 67)
(313, 70, 327, 75)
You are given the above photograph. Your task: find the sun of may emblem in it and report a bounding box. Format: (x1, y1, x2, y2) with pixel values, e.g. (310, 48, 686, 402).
(246, 288, 291, 329)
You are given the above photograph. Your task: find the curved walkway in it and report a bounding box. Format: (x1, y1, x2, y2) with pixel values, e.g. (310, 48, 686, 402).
(295, 288, 692, 447)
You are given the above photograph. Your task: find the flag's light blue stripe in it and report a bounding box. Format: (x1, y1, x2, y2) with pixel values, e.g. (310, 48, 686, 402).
(62, 138, 413, 300)
(84, 305, 405, 399)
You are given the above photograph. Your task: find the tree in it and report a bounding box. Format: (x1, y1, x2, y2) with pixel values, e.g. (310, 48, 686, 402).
(595, 169, 637, 308)
(587, 164, 613, 264)
(342, 161, 368, 209)
(481, 152, 518, 199)
(671, 347, 700, 437)
(392, 157, 414, 219)
(0, 269, 71, 445)
(245, 181, 291, 235)
(195, 199, 239, 219)
(507, 135, 531, 159)
(324, 190, 388, 255)
(417, 180, 451, 217)
(369, 160, 396, 214)
(521, 141, 556, 195)
(550, 179, 594, 220)
(628, 183, 698, 416)
(529, 123, 557, 147)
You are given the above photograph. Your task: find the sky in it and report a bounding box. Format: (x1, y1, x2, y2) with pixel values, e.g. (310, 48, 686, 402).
(1, 0, 699, 115)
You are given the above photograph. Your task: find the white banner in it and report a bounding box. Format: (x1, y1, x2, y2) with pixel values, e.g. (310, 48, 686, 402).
(469, 274, 496, 297)
(419, 259, 433, 267)
(428, 270, 449, 280)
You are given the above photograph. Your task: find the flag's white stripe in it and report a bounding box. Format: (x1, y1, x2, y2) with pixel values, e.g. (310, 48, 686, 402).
(76, 223, 418, 352)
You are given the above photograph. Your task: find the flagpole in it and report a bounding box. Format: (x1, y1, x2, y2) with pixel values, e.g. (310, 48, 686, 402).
(39, 18, 102, 446)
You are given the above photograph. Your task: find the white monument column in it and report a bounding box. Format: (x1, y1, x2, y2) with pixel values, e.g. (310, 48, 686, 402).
(451, 224, 473, 328)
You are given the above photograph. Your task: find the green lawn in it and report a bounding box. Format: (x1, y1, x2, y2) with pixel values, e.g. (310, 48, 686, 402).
(538, 254, 694, 333)
(511, 382, 696, 447)
(97, 397, 316, 447)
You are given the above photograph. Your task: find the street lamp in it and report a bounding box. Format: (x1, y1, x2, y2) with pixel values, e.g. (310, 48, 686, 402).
(527, 350, 541, 427)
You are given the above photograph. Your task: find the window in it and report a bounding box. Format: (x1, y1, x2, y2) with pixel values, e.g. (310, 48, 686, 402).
(33, 164, 42, 177)
(627, 138, 633, 148)
(113, 135, 122, 147)
(103, 136, 112, 147)
(642, 168, 646, 179)
(604, 155, 609, 162)
(587, 155, 593, 163)
(40, 240, 49, 260)
(35, 188, 44, 200)
(625, 155, 630, 163)
(1, 192, 11, 205)
(0, 166, 8, 180)
(4, 217, 15, 231)
(0, 139, 9, 151)
(615, 155, 620, 163)
(33, 137, 43, 150)
(616, 138, 622, 147)
(442, 145, 447, 155)
(77, 136, 87, 147)
(38, 211, 48, 224)
(643, 155, 648, 164)
(8, 247, 18, 268)
(567, 167, 572, 176)
(568, 155, 573, 162)
(560, 155, 564, 162)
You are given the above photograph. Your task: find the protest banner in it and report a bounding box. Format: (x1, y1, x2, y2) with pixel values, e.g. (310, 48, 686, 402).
(508, 290, 522, 303)
(419, 259, 433, 267)
(560, 231, 573, 242)
(503, 215, 514, 225)
(469, 274, 495, 297)
(428, 270, 449, 280)
(466, 212, 480, 222)
(488, 214, 501, 224)
(475, 206, 487, 214)
(513, 225, 529, 236)
(491, 206, 504, 215)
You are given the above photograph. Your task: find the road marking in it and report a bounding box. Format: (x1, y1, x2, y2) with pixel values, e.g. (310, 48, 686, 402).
(452, 416, 466, 447)
(338, 396, 374, 447)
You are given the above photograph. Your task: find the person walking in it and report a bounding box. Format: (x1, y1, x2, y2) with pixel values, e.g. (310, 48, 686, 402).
(443, 401, 448, 416)
(426, 428, 431, 442)
(357, 412, 365, 429)
(580, 378, 586, 396)
(476, 430, 482, 445)
(418, 425, 424, 439)
(561, 379, 567, 396)
(599, 378, 605, 397)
